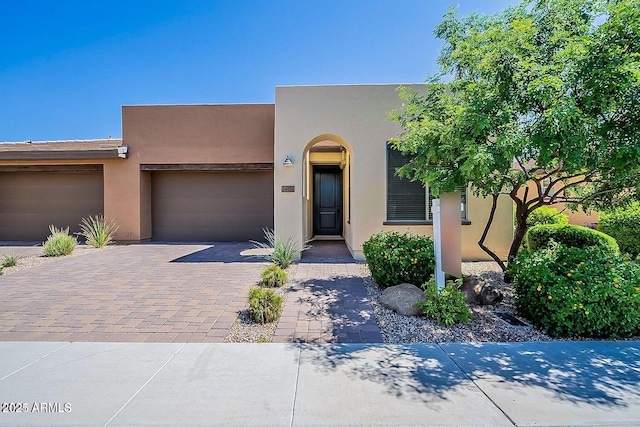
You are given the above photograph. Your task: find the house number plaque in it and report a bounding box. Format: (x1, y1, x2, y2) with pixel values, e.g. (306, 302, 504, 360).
(281, 185, 295, 193)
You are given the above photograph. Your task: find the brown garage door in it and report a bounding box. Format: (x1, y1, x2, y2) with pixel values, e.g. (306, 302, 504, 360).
(151, 171, 273, 241)
(0, 171, 104, 241)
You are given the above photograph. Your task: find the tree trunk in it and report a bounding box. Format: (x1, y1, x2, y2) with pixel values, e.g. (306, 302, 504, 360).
(503, 202, 529, 283)
(477, 194, 507, 271)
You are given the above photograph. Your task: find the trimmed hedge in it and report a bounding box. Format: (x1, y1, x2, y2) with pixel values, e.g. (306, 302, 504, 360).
(362, 231, 435, 288)
(526, 206, 569, 227)
(525, 224, 619, 255)
(512, 243, 640, 338)
(598, 203, 640, 258)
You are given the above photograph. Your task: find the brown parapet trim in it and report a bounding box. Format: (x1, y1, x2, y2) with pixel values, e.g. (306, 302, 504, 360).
(0, 149, 127, 161)
(0, 164, 104, 173)
(140, 163, 275, 171)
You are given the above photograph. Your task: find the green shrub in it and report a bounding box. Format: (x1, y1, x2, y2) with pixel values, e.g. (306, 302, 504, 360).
(527, 206, 569, 227)
(362, 231, 435, 288)
(512, 243, 640, 338)
(252, 228, 308, 269)
(525, 224, 619, 255)
(1, 253, 23, 268)
(43, 226, 77, 257)
(260, 265, 288, 287)
(416, 278, 472, 326)
(0, 267, 3, 276)
(248, 287, 284, 324)
(598, 203, 640, 258)
(79, 215, 118, 248)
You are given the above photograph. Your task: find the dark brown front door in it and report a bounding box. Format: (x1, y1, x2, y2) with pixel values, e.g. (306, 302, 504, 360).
(313, 166, 343, 236)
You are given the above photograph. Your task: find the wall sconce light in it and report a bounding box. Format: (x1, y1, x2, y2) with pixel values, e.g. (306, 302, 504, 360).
(283, 155, 293, 166)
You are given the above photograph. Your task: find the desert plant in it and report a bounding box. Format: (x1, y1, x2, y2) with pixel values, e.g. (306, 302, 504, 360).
(416, 278, 472, 326)
(78, 215, 118, 248)
(260, 265, 288, 287)
(598, 203, 640, 258)
(252, 228, 308, 269)
(526, 206, 569, 227)
(248, 287, 284, 324)
(362, 230, 435, 288)
(525, 224, 619, 256)
(43, 225, 77, 257)
(512, 242, 640, 338)
(1, 253, 23, 268)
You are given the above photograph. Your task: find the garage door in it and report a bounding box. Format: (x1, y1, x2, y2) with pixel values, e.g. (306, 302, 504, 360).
(0, 171, 104, 241)
(151, 171, 273, 241)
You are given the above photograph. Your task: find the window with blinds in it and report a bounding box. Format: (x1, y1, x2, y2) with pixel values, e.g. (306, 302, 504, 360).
(386, 148, 426, 221)
(428, 189, 468, 221)
(387, 146, 469, 222)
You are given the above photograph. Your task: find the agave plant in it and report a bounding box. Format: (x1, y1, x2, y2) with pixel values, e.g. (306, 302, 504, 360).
(78, 215, 119, 248)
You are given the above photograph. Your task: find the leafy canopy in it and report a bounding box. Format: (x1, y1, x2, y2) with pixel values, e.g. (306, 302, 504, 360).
(390, 0, 640, 264)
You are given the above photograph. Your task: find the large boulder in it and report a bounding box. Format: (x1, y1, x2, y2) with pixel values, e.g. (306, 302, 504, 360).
(459, 276, 503, 305)
(380, 283, 425, 316)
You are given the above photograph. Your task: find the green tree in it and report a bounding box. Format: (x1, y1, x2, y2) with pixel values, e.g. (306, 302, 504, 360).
(390, 0, 640, 271)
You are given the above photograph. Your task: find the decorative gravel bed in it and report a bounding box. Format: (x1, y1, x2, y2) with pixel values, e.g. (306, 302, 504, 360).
(225, 265, 296, 343)
(359, 262, 556, 343)
(0, 245, 108, 275)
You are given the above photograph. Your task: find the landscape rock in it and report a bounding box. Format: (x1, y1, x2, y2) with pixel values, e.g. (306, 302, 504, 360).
(459, 275, 503, 305)
(380, 283, 425, 317)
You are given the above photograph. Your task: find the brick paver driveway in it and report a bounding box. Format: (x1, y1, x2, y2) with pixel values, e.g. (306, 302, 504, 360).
(0, 243, 268, 343)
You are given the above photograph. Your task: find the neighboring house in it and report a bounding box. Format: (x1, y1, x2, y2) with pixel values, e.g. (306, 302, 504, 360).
(0, 84, 514, 261)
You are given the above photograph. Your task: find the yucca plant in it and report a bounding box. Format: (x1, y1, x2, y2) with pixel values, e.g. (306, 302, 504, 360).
(43, 225, 77, 257)
(252, 228, 309, 269)
(78, 215, 118, 248)
(1, 253, 23, 268)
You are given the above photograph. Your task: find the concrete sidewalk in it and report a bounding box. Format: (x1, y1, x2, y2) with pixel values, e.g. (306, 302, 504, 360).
(1, 341, 639, 426)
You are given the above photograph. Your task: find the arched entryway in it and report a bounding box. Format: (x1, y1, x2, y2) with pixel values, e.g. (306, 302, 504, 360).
(301, 134, 353, 243)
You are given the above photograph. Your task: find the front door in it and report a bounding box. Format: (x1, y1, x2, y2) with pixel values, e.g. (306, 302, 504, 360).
(313, 166, 343, 236)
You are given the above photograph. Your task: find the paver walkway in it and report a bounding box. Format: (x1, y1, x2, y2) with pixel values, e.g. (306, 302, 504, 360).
(273, 241, 383, 343)
(0, 243, 268, 343)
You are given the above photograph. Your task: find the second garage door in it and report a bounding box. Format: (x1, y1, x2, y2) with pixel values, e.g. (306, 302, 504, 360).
(151, 171, 273, 241)
(0, 170, 104, 241)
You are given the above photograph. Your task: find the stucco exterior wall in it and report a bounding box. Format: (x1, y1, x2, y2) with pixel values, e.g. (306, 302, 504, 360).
(274, 84, 514, 261)
(122, 104, 274, 164)
(120, 104, 275, 241)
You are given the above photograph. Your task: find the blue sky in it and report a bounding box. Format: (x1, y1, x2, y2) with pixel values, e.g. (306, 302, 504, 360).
(1, 0, 516, 141)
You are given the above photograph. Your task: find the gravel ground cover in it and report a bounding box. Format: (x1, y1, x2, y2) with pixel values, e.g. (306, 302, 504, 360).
(225, 265, 296, 343)
(361, 262, 554, 343)
(0, 245, 107, 275)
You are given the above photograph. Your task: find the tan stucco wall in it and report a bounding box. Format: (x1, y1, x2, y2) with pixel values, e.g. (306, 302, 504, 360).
(521, 181, 599, 228)
(274, 84, 514, 261)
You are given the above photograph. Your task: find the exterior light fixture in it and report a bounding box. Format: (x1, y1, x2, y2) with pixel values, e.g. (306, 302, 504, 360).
(283, 155, 293, 166)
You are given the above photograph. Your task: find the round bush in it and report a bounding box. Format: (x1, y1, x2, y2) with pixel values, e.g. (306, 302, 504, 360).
(526, 206, 569, 227)
(598, 203, 640, 258)
(248, 287, 283, 324)
(362, 231, 435, 288)
(260, 265, 287, 287)
(512, 243, 640, 338)
(43, 226, 77, 257)
(525, 224, 619, 255)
